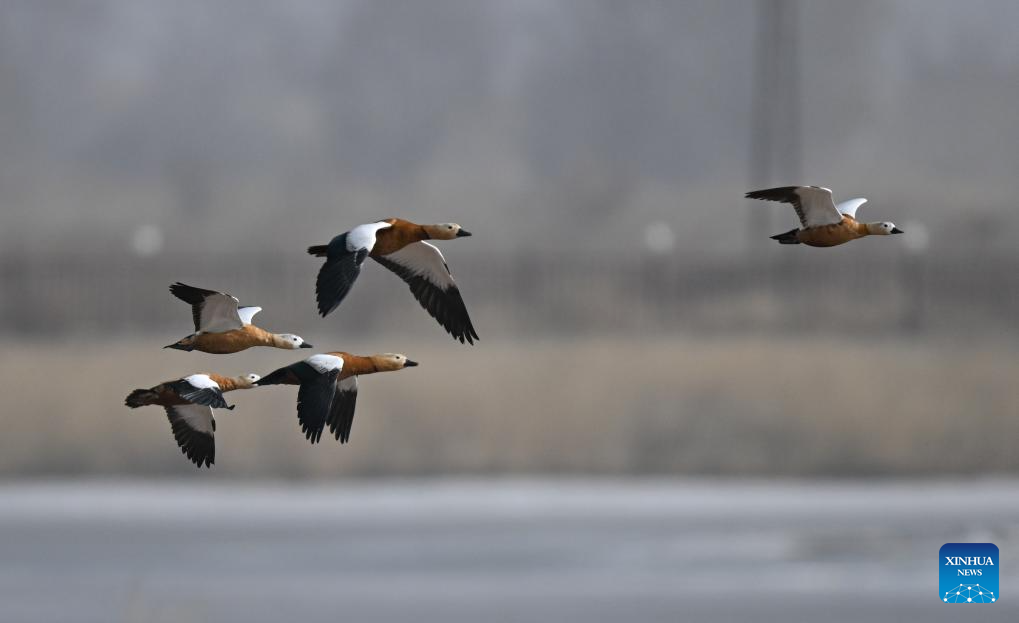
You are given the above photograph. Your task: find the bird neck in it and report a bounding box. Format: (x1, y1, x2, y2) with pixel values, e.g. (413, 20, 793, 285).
(261, 329, 292, 348)
(862, 222, 884, 236)
(343, 354, 384, 376)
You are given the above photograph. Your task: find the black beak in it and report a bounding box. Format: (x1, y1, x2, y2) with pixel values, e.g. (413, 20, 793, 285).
(456, 229, 472, 238)
(404, 359, 419, 367)
(891, 227, 905, 234)
(300, 342, 313, 348)
(164, 342, 188, 351)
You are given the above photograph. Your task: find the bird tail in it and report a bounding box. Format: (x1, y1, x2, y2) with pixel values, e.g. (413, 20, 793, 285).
(307, 244, 329, 257)
(125, 389, 159, 408)
(770, 228, 801, 245)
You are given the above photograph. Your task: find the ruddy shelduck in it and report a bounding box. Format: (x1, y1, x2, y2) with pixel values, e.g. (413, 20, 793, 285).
(125, 372, 260, 467)
(165, 282, 312, 353)
(255, 351, 418, 444)
(746, 186, 904, 247)
(307, 219, 478, 344)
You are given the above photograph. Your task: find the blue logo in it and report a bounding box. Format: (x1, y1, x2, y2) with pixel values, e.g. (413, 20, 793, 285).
(940, 543, 998, 603)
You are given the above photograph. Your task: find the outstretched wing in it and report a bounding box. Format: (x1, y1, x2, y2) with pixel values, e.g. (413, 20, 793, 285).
(746, 186, 843, 228)
(836, 198, 868, 219)
(164, 404, 215, 468)
(373, 242, 479, 344)
(167, 374, 231, 409)
(296, 368, 340, 444)
(327, 376, 359, 443)
(169, 282, 244, 333)
(311, 222, 393, 317)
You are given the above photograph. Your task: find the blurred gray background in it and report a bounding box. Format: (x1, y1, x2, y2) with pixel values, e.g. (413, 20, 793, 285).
(1, 1, 1018, 621)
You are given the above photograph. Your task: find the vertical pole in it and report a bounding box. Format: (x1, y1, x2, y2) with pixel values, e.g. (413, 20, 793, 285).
(748, 0, 801, 255)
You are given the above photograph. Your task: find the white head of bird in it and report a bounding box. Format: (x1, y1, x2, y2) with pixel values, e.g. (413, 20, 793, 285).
(423, 223, 472, 240)
(866, 221, 905, 236)
(278, 334, 313, 350)
(234, 373, 261, 388)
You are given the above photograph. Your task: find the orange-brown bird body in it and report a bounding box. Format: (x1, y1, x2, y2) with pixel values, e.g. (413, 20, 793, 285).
(369, 218, 429, 256)
(253, 353, 403, 385)
(165, 282, 312, 354)
(746, 186, 903, 247)
(255, 352, 417, 444)
(124, 372, 261, 468)
(124, 373, 257, 408)
(183, 325, 300, 354)
(308, 219, 478, 343)
(792, 215, 870, 247)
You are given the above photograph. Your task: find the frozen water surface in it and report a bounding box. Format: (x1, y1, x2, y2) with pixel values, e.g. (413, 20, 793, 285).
(1, 479, 1017, 622)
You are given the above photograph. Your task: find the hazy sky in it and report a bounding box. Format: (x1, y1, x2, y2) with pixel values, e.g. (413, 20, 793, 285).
(2, 0, 1018, 257)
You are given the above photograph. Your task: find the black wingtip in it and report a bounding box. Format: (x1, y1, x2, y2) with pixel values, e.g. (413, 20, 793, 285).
(172, 280, 229, 302)
(745, 186, 802, 203)
(295, 370, 338, 446)
(455, 325, 479, 345)
(315, 293, 343, 317)
(746, 189, 773, 201)
(168, 282, 197, 301)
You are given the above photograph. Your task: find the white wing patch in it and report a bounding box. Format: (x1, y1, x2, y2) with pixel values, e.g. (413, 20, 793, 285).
(338, 376, 358, 393)
(305, 354, 344, 374)
(169, 403, 215, 435)
(183, 374, 220, 390)
(346, 222, 393, 253)
(794, 186, 843, 227)
(237, 306, 262, 325)
(381, 242, 456, 291)
(198, 292, 244, 333)
(836, 198, 868, 219)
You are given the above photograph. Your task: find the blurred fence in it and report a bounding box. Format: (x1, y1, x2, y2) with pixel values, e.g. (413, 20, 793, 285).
(2, 241, 1017, 477)
(1, 245, 1016, 340)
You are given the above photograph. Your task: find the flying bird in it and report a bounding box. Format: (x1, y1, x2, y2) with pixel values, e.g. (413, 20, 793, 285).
(307, 219, 478, 344)
(164, 282, 312, 353)
(125, 372, 260, 467)
(255, 351, 418, 444)
(746, 186, 903, 247)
